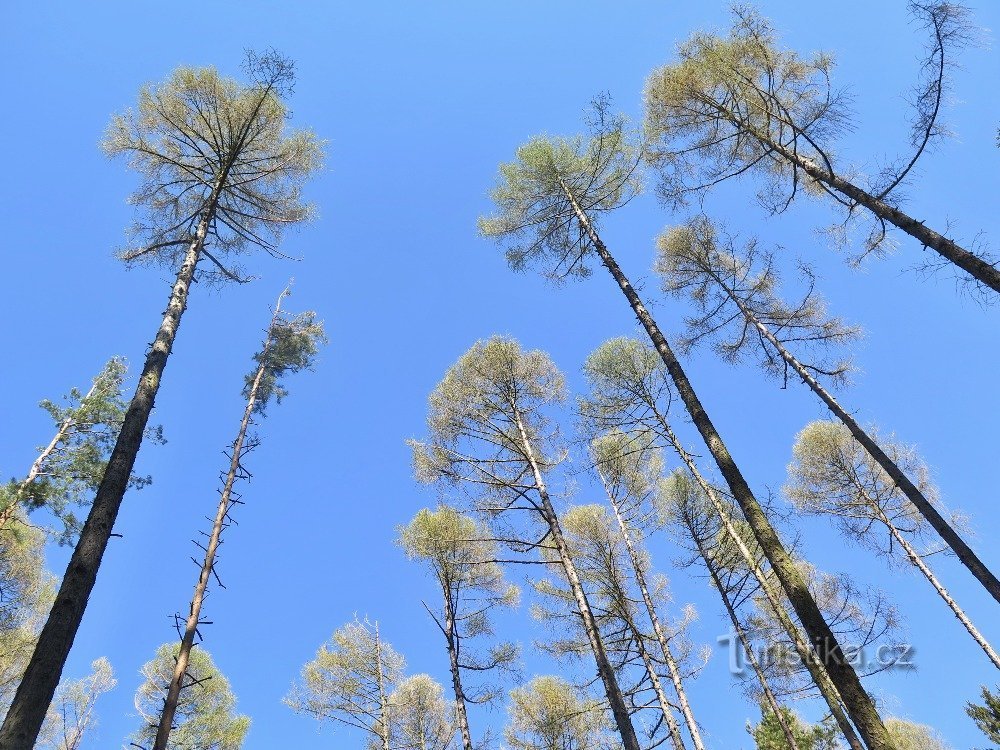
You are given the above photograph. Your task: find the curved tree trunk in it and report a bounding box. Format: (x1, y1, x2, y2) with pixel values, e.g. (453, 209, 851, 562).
(513, 410, 642, 750)
(0, 204, 216, 750)
(606, 495, 702, 750)
(151, 289, 287, 750)
(722, 287, 1000, 607)
(560, 181, 890, 750)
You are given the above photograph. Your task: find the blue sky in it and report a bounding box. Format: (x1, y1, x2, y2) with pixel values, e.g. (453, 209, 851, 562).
(1, 1, 998, 748)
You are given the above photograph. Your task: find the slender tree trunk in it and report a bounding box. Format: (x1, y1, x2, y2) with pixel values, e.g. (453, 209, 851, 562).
(654, 409, 863, 750)
(0, 378, 102, 532)
(605, 494, 701, 750)
(774, 142, 1000, 293)
(0, 199, 220, 749)
(868, 500, 1000, 669)
(442, 587, 475, 750)
(375, 622, 392, 750)
(512, 410, 642, 750)
(151, 289, 286, 750)
(629, 619, 688, 750)
(559, 182, 890, 750)
(693, 531, 802, 750)
(719, 284, 1000, 606)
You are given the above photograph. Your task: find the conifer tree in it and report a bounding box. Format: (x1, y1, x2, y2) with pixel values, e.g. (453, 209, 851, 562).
(787, 420, 1000, 669)
(133, 644, 249, 750)
(0, 51, 321, 748)
(410, 337, 643, 750)
(0, 357, 162, 544)
(151, 289, 325, 750)
(656, 216, 1000, 605)
(287, 617, 403, 750)
(642, 4, 998, 294)
(751, 706, 839, 750)
(398, 506, 518, 750)
(389, 674, 456, 750)
(965, 686, 1000, 745)
(504, 676, 610, 750)
(36, 657, 116, 750)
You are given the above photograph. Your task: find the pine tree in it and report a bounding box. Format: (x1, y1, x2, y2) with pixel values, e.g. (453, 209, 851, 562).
(133, 644, 249, 750)
(656, 216, 1000, 605)
(0, 51, 321, 749)
(398, 506, 518, 750)
(787, 420, 1000, 669)
(642, 4, 998, 294)
(0, 357, 162, 545)
(751, 706, 839, 750)
(410, 337, 643, 750)
(151, 289, 325, 750)
(481, 109, 893, 750)
(965, 686, 1000, 745)
(287, 617, 403, 750)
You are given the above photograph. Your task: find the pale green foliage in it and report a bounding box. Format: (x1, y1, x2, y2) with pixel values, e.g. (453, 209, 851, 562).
(750, 706, 839, 750)
(410, 336, 566, 512)
(286, 618, 403, 744)
(1, 357, 163, 544)
(0, 518, 56, 712)
(786, 420, 945, 560)
(133, 644, 249, 750)
(389, 674, 455, 750)
(246, 309, 328, 415)
(655, 217, 859, 386)
(479, 100, 641, 281)
(885, 717, 951, 750)
(398, 507, 519, 703)
(505, 676, 611, 750)
(103, 52, 322, 278)
(643, 6, 843, 212)
(966, 685, 1000, 745)
(37, 657, 116, 750)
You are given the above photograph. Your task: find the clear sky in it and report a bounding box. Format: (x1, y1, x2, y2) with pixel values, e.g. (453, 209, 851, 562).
(1, 2, 998, 748)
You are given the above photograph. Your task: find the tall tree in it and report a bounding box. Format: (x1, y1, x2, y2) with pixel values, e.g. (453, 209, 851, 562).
(132, 643, 249, 750)
(642, 4, 998, 294)
(751, 706, 839, 750)
(410, 337, 643, 750)
(965, 686, 1000, 746)
(389, 674, 456, 750)
(580, 338, 868, 750)
(287, 617, 403, 750)
(0, 357, 162, 544)
(504, 676, 611, 750)
(398, 506, 518, 750)
(884, 718, 951, 750)
(152, 289, 325, 750)
(656, 216, 1000, 605)
(36, 657, 116, 750)
(787, 420, 1000, 669)
(0, 51, 322, 749)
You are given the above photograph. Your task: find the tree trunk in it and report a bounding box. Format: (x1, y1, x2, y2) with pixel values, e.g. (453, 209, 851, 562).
(151, 288, 287, 750)
(723, 286, 1000, 607)
(629, 619, 688, 750)
(442, 587, 475, 750)
(775, 140, 1000, 293)
(605, 494, 701, 750)
(0, 208, 215, 749)
(375, 622, 392, 750)
(512, 410, 642, 750)
(693, 529, 802, 750)
(560, 182, 891, 750)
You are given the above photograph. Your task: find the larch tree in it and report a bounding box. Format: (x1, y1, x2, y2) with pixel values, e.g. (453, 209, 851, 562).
(580, 338, 870, 750)
(481, 109, 893, 750)
(0, 357, 162, 545)
(36, 657, 116, 750)
(132, 643, 249, 750)
(884, 718, 951, 750)
(151, 289, 326, 750)
(0, 51, 322, 749)
(389, 674, 456, 750)
(504, 676, 611, 750)
(398, 506, 519, 750)
(642, 4, 999, 294)
(409, 337, 643, 750)
(965, 686, 1000, 745)
(286, 617, 403, 750)
(786, 420, 999, 669)
(656, 216, 1000, 605)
